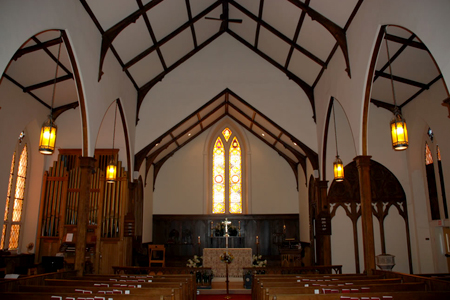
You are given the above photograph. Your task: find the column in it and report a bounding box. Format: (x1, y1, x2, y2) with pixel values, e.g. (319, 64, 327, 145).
(354, 156, 376, 274)
(75, 157, 96, 276)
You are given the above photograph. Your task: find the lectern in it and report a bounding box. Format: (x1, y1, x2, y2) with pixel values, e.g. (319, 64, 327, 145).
(148, 245, 165, 267)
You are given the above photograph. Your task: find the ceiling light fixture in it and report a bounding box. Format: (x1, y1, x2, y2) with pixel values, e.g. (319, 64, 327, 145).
(106, 100, 118, 183)
(332, 101, 344, 182)
(385, 27, 408, 151)
(39, 31, 62, 155)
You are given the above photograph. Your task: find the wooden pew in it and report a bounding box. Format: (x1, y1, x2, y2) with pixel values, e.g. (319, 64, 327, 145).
(270, 291, 450, 300)
(255, 278, 402, 300)
(20, 285, 181, 300)
(0, 291, 173, 300)
(44, 279, 188, 300)
(264, 282, 427, 300)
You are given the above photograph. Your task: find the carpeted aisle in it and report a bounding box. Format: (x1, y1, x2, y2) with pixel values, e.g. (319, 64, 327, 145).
(197, 295, 251, 300)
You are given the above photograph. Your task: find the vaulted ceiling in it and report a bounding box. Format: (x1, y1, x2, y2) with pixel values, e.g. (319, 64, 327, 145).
(1, 0, 446, 176)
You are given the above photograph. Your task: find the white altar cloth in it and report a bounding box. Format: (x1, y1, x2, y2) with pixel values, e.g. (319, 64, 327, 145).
(203, 248, 252, 278)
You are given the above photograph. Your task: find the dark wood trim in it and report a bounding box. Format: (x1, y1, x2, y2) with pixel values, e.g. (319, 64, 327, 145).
(79, 0, 139, 89)
(2, 74, 51, 109)
(285, 0, 310, 69)
(23, 74, 73, 92)
(31, 36, 72, 75)
(400, 74, 443, 108)
(312, 0, 363, 88)
(123, 1, 221, 71)
(374, 70, 427, 89)
(13, 37, 62, 60)
(61, 30, 89, 156)
(286, 0, 351, 77)
(322, 97, 334, 181)
(385, 34, 428, 51)
(362, 26, 385, 156)
(230, 0, 326, 68)
(52, 101, 79, 121)
(116, 99, 132, 183)
(136, 30, 225, 124)
(370, 99, 396, 113)
(137, 0, 167, 70)
(185, 0, 198, 48)
(254, 0, 264, 48)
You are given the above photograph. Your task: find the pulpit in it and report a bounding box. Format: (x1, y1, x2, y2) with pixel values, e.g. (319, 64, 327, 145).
(203, 248, 252, 277)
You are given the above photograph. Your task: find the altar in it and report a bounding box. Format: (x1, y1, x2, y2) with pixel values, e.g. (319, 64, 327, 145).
(203, 248, 252, 278)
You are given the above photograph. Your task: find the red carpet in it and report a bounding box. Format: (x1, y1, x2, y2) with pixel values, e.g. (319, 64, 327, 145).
(197, 295, 251, 300)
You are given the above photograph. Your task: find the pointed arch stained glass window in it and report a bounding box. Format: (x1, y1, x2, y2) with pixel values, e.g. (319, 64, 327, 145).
(213, 137, 225, 213)
(229, 137, 242, 213)
(212, 129, 243, 214)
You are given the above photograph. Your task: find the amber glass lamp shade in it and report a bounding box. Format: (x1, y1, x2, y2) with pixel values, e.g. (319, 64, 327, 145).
(106, 158, 117, 183)
(390, 112, 408, 151)
(333, 155, 344, 182)
(39, 117, 57, 155)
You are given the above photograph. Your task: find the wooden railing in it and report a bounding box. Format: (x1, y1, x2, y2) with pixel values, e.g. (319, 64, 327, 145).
(112, 266, 212, 275)
(0, 270, 77, 292)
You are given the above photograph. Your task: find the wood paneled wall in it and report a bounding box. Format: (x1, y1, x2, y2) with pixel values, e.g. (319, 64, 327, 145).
(152, 214, 299, 262)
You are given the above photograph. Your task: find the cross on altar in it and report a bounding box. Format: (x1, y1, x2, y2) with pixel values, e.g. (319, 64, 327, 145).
(222, 218, 232, 251)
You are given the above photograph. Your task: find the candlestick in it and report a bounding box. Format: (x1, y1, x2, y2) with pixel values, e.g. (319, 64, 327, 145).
(283, 224, 286, 234)
(256, 236, 259, 244)
(198, 236, 200, 244)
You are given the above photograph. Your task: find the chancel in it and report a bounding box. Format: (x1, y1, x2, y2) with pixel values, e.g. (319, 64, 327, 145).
(2, 0, 450, 299)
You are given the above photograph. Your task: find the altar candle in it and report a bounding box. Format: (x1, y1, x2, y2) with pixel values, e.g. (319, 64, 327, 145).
(256, 236, 259, 244)
(198, 236, 200, 244)
(238, 221, 241, 230)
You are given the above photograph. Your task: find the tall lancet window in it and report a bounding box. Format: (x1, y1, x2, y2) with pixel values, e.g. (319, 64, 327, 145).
(425, 128, 449, 220)
(2, 137, 28, 250)
(212, 128, 242, 214)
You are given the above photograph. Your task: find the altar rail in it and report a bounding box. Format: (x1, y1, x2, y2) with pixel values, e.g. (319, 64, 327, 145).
(112, 266, 212, 275)
(243, 265, 342, 275)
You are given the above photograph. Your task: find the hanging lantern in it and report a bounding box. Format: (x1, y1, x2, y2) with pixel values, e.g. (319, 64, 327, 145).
(333, 155, 344, 182)
(390, 110, 408, 151)
(39, 117, 57, 154)
(106, 157, 117, 183)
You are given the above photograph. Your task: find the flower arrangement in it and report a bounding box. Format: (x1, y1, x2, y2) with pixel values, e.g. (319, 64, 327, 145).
(252, 254, 267, 267)
(220, 252, 234, 264)
(186, 255, 203, 268)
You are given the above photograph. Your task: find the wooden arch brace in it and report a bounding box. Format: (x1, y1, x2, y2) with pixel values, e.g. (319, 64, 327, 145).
(97, 0, 164, 81)
(287, 0, 351, 77)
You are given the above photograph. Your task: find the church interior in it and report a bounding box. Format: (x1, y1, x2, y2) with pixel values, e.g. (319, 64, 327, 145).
(1, 0, 450, 298)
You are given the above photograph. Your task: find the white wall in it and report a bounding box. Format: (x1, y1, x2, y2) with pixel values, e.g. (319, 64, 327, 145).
(153, 121, 299, 215)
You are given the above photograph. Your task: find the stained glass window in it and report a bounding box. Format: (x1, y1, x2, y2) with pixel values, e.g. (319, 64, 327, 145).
(2, 141, 27, 250)
(213, 137, 225, 213)
(222, 128, 232, 142)
(212, 129, 243, 214)
(425, 143, 433, 165)
(229, 137, 242, 213)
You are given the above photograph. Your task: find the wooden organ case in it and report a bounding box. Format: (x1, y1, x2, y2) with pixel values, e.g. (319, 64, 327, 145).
(35, 149, 131, 274)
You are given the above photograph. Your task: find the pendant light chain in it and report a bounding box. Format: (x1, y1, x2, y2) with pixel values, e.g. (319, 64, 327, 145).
(332, 102, 339, 157)
(51, 31, 63, 118)
(384, 27, 398, 110)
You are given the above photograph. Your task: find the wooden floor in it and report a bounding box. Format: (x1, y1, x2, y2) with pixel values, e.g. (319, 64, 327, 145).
(198, 279, 251, 295)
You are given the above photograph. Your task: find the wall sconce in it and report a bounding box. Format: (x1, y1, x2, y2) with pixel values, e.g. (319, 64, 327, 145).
(332, 101, 344, 182)
(385, 27, 408, 151)
(106, 100, 118, 183)
(39, 32, 62, 155)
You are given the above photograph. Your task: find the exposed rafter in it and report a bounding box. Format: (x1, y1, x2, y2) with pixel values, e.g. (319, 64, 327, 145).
(53, 101, 79, 121)
(23, 74, 73, 92)
(286, 0, 351, 77)
(375, 71, 428, 89)
(13, 37, 62, 61)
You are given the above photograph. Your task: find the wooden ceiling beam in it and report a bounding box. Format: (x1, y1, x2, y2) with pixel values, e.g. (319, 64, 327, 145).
(227, 29, 316, 122)
(285, 0, 310, 69)
(53, 101, 79, 121)
(124, 1, 221, 71)
(254, 0, 264, 48)
(385, 34, 427, 51)
(2, 74, 51, 109)
(32, 36, 73, 75)
(185, 0, 198, 48)
(137, 0, 167, 70)
(23, 74, 73, 92)
(136, 30, 225, 124)
(13, 37, 62, 60)
(287, 0, 351, 77)
(400, 74, 443, 108)
(374, 70, 428, 89)
(370, 98, 396, 113)
(230, 0, 326, 68)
